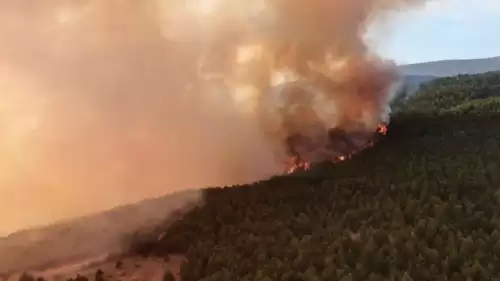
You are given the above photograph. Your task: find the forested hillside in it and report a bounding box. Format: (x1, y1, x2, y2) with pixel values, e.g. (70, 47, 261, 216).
(399, 75, 437, 96)
(393, 71, 500, 115)
(130, 71, 500, 281)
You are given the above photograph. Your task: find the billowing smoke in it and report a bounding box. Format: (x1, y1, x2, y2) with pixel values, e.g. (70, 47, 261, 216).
(161, 0, 426, 163)
(0, 0, 426, 235)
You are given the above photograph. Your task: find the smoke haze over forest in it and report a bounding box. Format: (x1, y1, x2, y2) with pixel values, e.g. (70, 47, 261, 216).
(0, 0, 431, 236)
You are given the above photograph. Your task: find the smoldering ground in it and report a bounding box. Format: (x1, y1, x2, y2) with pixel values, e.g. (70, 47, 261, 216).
(0, 0, 431, 236)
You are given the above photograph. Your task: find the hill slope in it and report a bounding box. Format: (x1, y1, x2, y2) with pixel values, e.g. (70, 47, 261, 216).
(398, 56, 500, 95)
(4, 71, 500, 281)
(400, 56, 500, 77)
(0, 191, 201, 275)
(399, 74, 437, 95)
(399, 71, 500, 114)
(127, 72, 500, 281)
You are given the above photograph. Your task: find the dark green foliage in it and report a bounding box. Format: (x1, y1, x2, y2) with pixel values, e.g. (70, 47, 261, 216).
(401, 71, 500, 114)
(129, 72, 500, 280)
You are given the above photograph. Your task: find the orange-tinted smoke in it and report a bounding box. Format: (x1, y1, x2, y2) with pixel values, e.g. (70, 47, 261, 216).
(173, 0, 428, 158)
(0, 0, 427, 235)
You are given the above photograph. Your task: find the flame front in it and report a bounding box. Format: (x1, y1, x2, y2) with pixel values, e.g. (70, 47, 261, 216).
(285, 123, 388, 174)
(377, 123, 388, 135)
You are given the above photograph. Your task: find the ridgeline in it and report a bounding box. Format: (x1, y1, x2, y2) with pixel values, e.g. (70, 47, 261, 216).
(130, 71, 500, 281)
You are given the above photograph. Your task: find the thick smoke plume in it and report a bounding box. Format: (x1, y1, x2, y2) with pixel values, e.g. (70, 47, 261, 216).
(0, 0, 426, 235)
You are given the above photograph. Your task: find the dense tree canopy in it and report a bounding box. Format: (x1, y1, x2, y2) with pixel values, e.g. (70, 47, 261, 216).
(395, 71, 500, 114)
(129, 71, 500, 280)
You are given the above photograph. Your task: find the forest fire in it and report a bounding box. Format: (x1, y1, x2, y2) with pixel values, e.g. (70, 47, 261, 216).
(285, 123, 388, 174)
(174, 0, 407, 179)
(377, 123, 388, 135)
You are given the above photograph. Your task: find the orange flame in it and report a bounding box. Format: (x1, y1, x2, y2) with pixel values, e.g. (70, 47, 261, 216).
(284, 123, 388, 174)
(285, 156, 311, 174)
(376, 123, 388, 135)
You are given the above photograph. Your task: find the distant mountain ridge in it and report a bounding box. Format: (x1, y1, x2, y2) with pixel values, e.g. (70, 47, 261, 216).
(400, 56, 500, 77)
(396, 56, 500, 95)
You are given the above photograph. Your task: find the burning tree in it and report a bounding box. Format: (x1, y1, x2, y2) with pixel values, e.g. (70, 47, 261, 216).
(284, 122, 389, 174)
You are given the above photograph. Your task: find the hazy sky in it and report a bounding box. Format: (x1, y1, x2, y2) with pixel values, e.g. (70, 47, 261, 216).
(373, 0, 500, 64)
